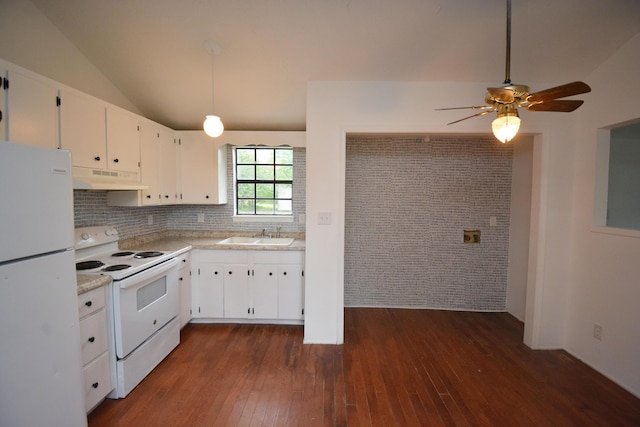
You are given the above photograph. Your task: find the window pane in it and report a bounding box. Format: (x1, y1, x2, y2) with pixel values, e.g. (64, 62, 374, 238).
(236, 148, 255, 164)
(256, 200, 275, 215)
(256, 183, 274, 198)
(237, 183, 255, 198)
(275, 165, 293, 180)
(237, 199, 255, 215)
(256, 148, 274, 164)
(275, 200, 292, 215)
(237, 165, 255, 180)
(256, 165, 274, 180)
(275, 149, 293, 164)
(275, 183, 292, 199)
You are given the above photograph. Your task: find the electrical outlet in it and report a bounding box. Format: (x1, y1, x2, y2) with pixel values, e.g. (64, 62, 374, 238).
(147, 215, 153, 225)
(197, 213, 205, 223)
(299, 214, 306, 224)
(318, 212, 332, 225)
(490, 216, 497, 227)
(593, 324, 603, 341)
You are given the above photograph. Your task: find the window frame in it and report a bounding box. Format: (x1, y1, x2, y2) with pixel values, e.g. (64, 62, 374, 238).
(233, 146, 294, 217)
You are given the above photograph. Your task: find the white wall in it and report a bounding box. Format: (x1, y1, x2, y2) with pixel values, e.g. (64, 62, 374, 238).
(305, 81, 576, 347)
(507, 137, 533, 321)
(0, 0, 140, 114)
(566, 33, 640, 397)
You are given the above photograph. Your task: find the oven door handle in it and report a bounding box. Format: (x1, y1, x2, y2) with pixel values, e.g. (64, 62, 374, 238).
(118, 257, 180, 289)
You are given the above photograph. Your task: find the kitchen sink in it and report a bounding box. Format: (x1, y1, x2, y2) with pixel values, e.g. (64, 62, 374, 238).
(255, 237, 295, 246)
(216, 237, 260, 245)
(216, 236, 295, 246)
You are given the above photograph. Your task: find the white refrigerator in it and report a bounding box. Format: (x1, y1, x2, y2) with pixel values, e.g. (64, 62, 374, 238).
(0, 141, 87, 426)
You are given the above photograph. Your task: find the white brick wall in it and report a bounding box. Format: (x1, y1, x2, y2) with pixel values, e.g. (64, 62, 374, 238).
(345, 135, 512, 311)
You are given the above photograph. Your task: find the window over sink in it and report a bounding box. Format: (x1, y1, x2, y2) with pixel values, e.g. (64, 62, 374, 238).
(233, 146, 293, 216)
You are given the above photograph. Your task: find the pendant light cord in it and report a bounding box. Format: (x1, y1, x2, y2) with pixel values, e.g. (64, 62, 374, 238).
(210, 51, 215, 114)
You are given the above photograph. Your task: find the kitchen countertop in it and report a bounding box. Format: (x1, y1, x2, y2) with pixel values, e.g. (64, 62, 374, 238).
(77, 231, 304, 294)
(77, 274, 112, 295)
(119, 230, 306, 252)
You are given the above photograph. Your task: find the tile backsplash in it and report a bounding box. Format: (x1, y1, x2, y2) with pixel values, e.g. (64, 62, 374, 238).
(344, 135, 513, 311)
(73, 146, 306, 240)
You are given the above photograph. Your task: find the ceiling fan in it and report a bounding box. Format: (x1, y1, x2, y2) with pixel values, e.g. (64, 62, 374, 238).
(437, 0, 591, 143)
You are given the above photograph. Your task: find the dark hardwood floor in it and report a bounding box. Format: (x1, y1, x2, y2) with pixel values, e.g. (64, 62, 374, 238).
(88, 309, 640, 426)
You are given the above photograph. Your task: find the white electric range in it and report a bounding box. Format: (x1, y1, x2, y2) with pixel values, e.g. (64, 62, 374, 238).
(74, 226, 182, 398)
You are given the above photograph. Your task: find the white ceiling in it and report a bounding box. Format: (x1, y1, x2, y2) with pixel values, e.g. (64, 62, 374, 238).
(28, 0, 640, 131)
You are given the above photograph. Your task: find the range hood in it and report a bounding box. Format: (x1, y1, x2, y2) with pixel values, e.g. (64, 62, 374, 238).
(72, 166, 148, 191)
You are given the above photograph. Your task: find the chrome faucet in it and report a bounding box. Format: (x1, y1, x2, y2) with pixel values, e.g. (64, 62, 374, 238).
(276, 226, 282, 238)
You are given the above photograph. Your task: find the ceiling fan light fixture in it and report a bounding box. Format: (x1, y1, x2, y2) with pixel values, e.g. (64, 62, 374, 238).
(492, 105, 520, 143)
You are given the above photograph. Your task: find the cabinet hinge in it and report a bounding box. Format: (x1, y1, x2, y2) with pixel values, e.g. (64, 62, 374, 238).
(137, 125, 140, 131)
(302, 308, 304, 315)
(302, 270, 304, 277)
(247, 308, 250, 314)
(56, 96, 61, 107)
(198, 268, 201, 275)
(198, 307, 201, 313)
(3, 77, 9, 90)
(248, 269, 251, 276)
(178, 138, 182, 145)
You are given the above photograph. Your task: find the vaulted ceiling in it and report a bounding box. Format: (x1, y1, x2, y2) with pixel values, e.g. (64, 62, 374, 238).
(28, 0, 640, 131)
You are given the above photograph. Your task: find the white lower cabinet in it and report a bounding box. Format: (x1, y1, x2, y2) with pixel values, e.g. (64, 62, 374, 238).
(192, 249, 304, 323)
(178, 251, 192, 328)
(77, 285, 113, 413)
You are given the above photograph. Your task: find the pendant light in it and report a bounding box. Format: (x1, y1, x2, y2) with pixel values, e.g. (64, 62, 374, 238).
(203, 40, 224, 138)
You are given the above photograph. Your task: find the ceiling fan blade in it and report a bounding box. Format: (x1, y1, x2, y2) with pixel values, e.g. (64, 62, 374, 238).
(527, 81, 591, 103)
(436, 105, 494, 111)
(447, 110, 493, 125)
(487, 87, 515, 103)
(526, 99, 584, 112)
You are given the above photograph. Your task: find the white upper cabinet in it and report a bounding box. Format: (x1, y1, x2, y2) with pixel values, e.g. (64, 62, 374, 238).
(178, 131, 227, 205)
(59, 89, 107, 169)
(138, 122, 162, 204)
(159, 128, 178, 203)
(5, 69, 59, 149)
(105, 107, 140, 174)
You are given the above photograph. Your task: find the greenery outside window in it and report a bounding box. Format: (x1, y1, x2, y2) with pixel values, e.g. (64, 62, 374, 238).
(234, 146, 293, 216)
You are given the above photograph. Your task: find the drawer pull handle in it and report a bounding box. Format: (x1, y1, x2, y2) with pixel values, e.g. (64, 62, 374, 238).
(92, 382, 99, 389)
(94, 156, 101, 161)
(269, 272, 273, 276)
(113, 158, 119, 163)
(85, 301, 92, 307)
(88, 337, 95, 343)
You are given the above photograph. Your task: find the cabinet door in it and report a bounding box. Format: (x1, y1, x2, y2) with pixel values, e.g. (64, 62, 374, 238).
(252, 264, 279, 319)
(139, 123, 161, 204)
(106, 107, 140, 173)
(6, 69, 59, 149)
(178, 132, 227, 204)
(278, 264, 304, 320)
(59, 89, 106, 169)
(223, 264, 250, 318)
(194, 262, 224, 318)
(178, 253, 192, 328)
(0, 67, 7, 141)
(159, 130, 178, 204)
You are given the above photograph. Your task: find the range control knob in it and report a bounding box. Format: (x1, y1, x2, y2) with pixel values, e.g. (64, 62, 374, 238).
(81, 233, 90, 240)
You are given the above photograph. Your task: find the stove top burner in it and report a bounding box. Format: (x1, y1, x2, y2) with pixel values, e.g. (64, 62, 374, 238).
(134, 251, 164, 259)
(102, 264, 132, 272)
(76, 260, 106, 271)
(112, 251, 135, 257)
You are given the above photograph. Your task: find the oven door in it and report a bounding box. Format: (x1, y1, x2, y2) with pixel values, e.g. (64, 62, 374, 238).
(112, 257, 180, 359)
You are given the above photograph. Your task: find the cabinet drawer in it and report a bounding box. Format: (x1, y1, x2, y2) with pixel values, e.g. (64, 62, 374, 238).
(80, 308, 109, 365)
(78, 286, 106, 318)
(83, 352, 112, 412)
